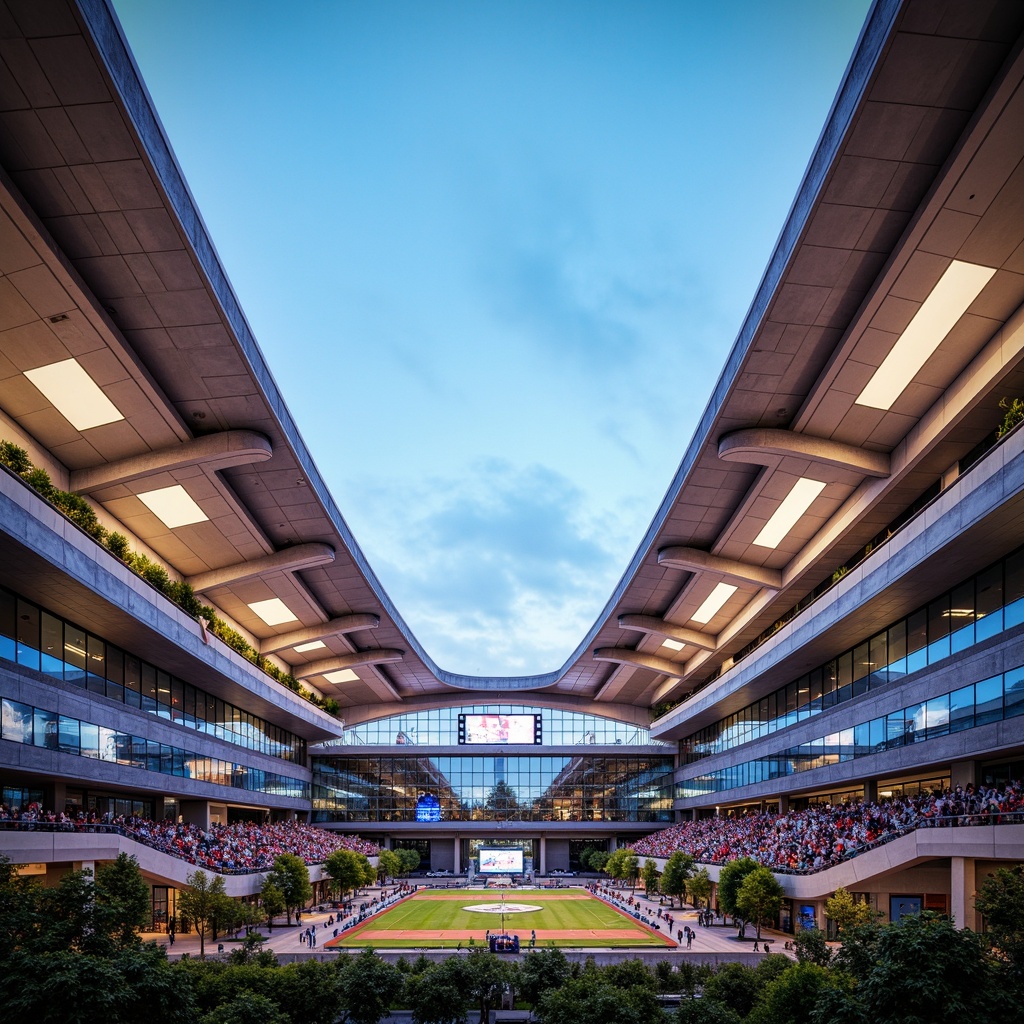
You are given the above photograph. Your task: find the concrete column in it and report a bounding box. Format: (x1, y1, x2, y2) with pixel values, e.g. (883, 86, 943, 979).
(863, 779, 878, 804)
(951, 761, 977, 790)
(777, 794, 789, 814)
(75, 861, 95, 877)
(951, 857, 976, 930)
(51, 780, 67, 813)
(539, 837, 547, 874)
(453, 837, 461, 874)
(179, 801, 210, 828)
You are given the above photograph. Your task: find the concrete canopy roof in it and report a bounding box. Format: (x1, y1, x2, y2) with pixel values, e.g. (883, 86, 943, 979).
(0, 0, 1023, 728)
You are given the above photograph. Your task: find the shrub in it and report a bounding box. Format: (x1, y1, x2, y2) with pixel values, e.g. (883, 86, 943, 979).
(51, 489, 107, 540)
(105, 531, 131, 560)
(22, 466, 54, 500)
(0, 440, 32, 474)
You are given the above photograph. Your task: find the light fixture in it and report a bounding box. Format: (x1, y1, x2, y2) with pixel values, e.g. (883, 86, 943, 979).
(753, 478, 826, 549)
(691, 582, 738, 625)
(294, 640, 327, 653)
(324, 669, 358, 684)
(661, 638, 686, 652)
(24, 358, 124, 430)
(856, 260, 996, 410)
(137, 485, 209, 528)
(247, 598, 298, 626)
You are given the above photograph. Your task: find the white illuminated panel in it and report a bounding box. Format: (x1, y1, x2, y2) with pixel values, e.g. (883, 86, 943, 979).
(324, 669, 358, 683)
(294, 640, 327, 653)
(25, 358, 124, 430)
(248, 598, 299, 626)
(661, 638, 686, 652)
(856, 260, 996, 410)
(753, 478, 826, 549)
(137, 485, 209, 528)
(691, 583, 737, 625)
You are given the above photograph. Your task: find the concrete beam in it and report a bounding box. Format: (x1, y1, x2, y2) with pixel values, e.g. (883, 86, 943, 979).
(718, 427, 890, 478)
(260, 614, 380, 654)
(187, 543, 336, 593)
(657, 546, 784, 589)
(293, 649, 405, 679)
(592, 647, 686, 678)
(70, 430, 273, 493)
(617, 613, 717, 652)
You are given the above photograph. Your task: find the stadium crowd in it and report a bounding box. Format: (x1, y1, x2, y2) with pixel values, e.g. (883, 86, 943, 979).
(0, 805, 377, 872)
(630, 781, 1024, 872)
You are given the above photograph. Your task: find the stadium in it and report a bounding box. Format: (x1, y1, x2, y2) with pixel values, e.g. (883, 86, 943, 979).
(3, 0, 1024, 951)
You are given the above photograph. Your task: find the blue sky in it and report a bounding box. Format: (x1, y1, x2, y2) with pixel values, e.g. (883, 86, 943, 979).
(112, 0, 871, 678)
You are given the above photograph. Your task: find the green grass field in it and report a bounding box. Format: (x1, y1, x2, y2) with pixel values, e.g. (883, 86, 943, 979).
(329, 888, 673, 949)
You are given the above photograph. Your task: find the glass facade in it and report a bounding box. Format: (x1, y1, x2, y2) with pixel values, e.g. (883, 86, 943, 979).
(682, 549, 1024, 763)
(313, 754, 674, 823)
(1, 697, 309, 799)
(325, 704, 668, 747)
(0, 586, 305, 763)
(679, 663, 1024, 797)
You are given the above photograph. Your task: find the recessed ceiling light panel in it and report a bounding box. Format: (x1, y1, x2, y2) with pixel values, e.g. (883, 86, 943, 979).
(324, 669, 358, 684)
(137, 485, 209, 528)
(294, 640, 328, 653)
(753, 478, 826, 549)
(248, 598, 298, 626)
(856, 260, 996, 410)
(24, 358, 124, 431)
(661, 638, 686, 652)
(691, 583, 738, 625)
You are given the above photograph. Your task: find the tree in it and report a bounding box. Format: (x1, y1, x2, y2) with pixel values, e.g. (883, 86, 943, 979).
(395, 848, 422, 875)
(826, 912, 1015, 1024)
(825, 887, 875, 936)
(717, 857, 759, 933)
(642, 859, 661, 898)
(178, 869, 228, 958)
(793, 928, 832, 967)
(661, 851, 694, 908)
(95, 853, 150, 948)
(377, 849, 402, 883)
(676, 999, 741, 1024)
(687, 867, 712, 911)
(605, 848, 640, 887)
(463, 949, 511, 1024)
(735, 866, 785, 941)
(747, 962, 838, 1024)
(975, 864, 1024, 978)
(587, 850, 610, 874)
(701, 962, 762, 1019)
(535, 975, 664, 1024)
(406, 956, 468, 1024)
(519, 948, 570, 1008)
(260, 880, 286, 930)
(325, 849, 375, 903)
(266, 853, 313, 924)
(200, 990, 289, 1024)
(338, 948, 404, 1024)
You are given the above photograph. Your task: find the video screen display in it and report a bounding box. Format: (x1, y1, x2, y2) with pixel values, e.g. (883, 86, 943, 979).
(478, 847, 524, 874)
(458, 714, 540, 744)
(415, 793, 441, 822)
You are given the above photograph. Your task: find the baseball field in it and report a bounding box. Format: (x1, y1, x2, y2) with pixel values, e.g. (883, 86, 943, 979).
(326, 888, 675, 949)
